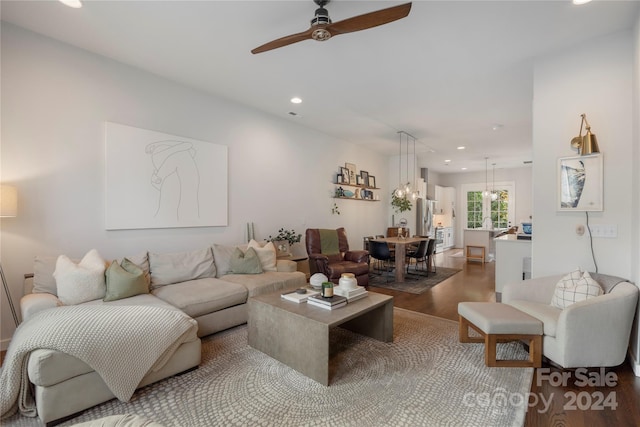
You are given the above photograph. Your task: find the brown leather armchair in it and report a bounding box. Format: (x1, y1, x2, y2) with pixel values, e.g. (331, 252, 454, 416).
(305, 228, 370, 287)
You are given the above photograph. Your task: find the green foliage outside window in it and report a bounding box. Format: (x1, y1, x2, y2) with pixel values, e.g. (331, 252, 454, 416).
(466, 189, 510, 229)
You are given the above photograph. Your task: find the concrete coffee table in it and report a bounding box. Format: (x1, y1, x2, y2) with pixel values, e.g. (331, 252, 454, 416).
(248, 292, 394, 385)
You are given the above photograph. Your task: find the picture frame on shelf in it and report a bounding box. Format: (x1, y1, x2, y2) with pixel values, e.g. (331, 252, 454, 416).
(360, 170, 369, 187)
(340, 167, 350, 183)
(368, 175, 376, 188)
(557, 154, 603, 212)
(345, 163, 357, 185)
(337, 173, 345, 184)
(356, 175, 363, 185)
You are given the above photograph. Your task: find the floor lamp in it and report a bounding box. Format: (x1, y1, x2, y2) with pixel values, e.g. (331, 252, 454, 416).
(1, 184, 19, 326)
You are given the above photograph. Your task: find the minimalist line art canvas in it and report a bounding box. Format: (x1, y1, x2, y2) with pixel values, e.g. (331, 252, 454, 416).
(105, 122, 228, 230)
(146, 140, 201, 220)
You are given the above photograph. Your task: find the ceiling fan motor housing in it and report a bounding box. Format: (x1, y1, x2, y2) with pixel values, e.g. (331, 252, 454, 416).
(311, 7, 332, 41)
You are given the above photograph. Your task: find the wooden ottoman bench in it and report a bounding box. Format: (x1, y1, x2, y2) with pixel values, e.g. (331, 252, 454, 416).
(458, 302, 543, 368)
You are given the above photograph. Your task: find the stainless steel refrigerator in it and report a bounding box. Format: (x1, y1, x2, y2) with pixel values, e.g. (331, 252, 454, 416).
(415, 198, 435, 237)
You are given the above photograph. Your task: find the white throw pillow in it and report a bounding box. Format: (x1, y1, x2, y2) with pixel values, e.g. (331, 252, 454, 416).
(551, 270, 603, 309)
(54, 249, 107, 305)
(247, 239, 277, 272)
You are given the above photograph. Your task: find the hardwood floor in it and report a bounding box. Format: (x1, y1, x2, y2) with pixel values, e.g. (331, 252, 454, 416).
(371, 248, 640, 427)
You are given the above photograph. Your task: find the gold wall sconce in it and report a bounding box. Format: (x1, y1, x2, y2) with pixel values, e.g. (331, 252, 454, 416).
(570, 113, 600, 155)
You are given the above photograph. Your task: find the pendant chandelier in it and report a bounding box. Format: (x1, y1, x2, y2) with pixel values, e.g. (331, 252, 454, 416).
(482, 157, 491, 198)
(394, 131, 419, 200)
(491, 162, 498, 201)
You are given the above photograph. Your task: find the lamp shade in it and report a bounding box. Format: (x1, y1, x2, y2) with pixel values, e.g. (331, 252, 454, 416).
(0, 185, 18, 217)
(580, 130, 600, 155)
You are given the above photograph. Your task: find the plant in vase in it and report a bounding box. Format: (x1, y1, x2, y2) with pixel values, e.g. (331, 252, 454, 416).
(391, 192, 412, 213)
(266, 228, 302, 257)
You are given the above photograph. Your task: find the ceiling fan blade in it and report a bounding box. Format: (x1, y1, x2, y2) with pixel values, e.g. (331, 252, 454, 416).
(251, 28, 314, 54)
(326, 2, 412, 36)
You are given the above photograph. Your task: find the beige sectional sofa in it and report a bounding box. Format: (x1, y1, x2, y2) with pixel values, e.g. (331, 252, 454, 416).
(18, 243, 306, 426)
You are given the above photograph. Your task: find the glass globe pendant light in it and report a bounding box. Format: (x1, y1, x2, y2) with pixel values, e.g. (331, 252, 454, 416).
(482, 157, 491, 198)
(491, 163, 498, 201)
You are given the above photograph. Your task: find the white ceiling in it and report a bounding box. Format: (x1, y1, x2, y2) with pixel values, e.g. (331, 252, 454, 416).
(2, 0, 638, 173)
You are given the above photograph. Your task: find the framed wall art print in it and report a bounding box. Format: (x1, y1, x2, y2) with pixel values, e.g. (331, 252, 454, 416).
(557, 154, 603, 212)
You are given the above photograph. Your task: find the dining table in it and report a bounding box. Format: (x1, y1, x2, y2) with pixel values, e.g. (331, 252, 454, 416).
(372, 236, 428, 283)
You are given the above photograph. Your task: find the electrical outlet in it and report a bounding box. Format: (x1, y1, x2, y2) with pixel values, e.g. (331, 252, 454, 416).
(576, 224, 585, 236)
(588, 224, 618, 238)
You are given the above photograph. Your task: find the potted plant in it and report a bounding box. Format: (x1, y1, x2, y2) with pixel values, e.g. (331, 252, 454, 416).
(391, 193, 412, 213)
(266, 228, 302, 257)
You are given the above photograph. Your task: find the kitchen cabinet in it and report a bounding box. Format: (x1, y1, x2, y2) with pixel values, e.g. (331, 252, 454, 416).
(435, 226, 454, 252)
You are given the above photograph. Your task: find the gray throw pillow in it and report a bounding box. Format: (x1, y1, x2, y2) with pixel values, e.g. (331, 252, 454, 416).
(104, 258, 149, 302)
(230, 247, 263, 274)
(149, 247, 216, 287)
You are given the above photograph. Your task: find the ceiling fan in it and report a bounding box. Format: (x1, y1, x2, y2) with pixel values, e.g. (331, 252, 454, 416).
(251, 1, 412, 54)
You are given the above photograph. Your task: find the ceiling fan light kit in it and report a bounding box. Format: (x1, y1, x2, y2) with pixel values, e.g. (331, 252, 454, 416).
(251, 1, 412, 54)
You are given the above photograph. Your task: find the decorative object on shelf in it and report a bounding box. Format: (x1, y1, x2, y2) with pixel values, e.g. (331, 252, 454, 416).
(310, 273, 329, 289)
(345, 162, 357, 185)
(331, 202, 341, 215)
(570, 114, 600, 156)
(343, 190, 355, 198)
(360, 170, 369, 186)
(558, 154, 603, 211)
(368, 175, 376, 188)
(1, 184, 19, 326)
(355, 189, 361, 199)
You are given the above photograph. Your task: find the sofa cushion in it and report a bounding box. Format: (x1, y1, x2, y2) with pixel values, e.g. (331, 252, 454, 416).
(212, 244, 237, 278)
(506, 300, 562, 337)
(33, 256, 60, 295)
(221, 271, 306, 298)
(247, 240, 277, 272)
(230, 247, 263, 274)
(54, 249, 107, 305)
(149, 247, 216, 288)
(551, 270, 603, 309)
(104, 258, 149, 302)
(151, 278, 247, 318)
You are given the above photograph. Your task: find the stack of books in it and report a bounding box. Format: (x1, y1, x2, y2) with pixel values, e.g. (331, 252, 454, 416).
(280, 289, 320, 303)
(307, 294, 347, 310)
(334, 285, 368, 302)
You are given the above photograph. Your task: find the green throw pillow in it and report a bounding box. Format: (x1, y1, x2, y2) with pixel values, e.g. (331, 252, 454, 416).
(104, 258, 149, 301)
(230, 247, 263, 274)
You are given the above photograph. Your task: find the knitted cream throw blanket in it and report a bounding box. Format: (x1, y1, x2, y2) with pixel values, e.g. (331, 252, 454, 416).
(0, 305, 198, 419)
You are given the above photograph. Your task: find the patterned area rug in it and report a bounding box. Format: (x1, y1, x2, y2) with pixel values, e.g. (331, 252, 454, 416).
(4, 308, 533, 427)
(369, 267, 462, 294)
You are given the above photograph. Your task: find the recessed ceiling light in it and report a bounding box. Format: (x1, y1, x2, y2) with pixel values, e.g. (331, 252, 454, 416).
(444, 159, 451, 163)
(59, 0, 82, 8)
(461, 167, 467, 170)
(290, 97, 302, 104)
(491, 124, 504, 131)
(572, 0, 592, 5)
(457, 146, 465, 150)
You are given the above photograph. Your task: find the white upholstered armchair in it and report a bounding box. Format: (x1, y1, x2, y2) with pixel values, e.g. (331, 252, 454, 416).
(502, 273, 639, 368)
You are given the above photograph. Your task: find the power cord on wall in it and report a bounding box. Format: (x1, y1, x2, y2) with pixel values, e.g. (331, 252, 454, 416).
(585, 211, 598, 273)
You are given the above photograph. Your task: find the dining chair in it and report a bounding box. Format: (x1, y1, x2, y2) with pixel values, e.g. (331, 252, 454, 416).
(406, 239, 429, 274)
(368, 240, 394, 281)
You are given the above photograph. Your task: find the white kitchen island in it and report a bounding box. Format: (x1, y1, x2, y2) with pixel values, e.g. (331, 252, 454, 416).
(463, 228, 505, 262)
(494, 234, 532, 294)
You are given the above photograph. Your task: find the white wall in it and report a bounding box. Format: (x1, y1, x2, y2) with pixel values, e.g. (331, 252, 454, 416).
(630, 13, 640, 376)
(0, 24, 390, 347)
(532, 31, 634, 277)
(532, 30, 638, 374)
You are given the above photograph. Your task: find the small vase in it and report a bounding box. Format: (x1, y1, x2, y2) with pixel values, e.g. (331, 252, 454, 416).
(339, 273, 357, 290)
